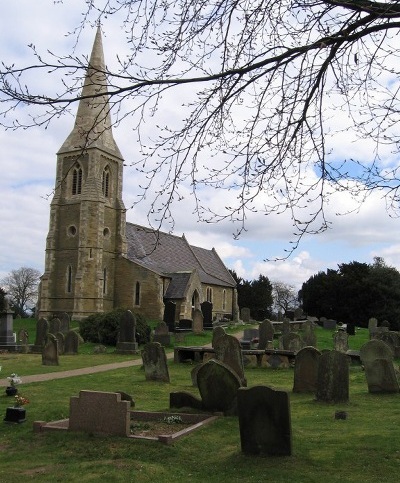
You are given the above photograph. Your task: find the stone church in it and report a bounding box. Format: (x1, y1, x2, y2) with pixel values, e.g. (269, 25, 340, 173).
(37, 27, 238, 323)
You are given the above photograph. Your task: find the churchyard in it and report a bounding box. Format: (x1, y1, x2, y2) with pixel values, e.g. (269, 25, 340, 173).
(1, 320, 400, 482)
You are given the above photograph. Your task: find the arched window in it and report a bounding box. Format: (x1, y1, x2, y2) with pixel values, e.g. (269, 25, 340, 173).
(67, 265, 73, 293)
(102, 166, 110, 197)
(135, 281, 140, 306)
(206, 287, 213, 303)
(222, 289, 226, 310)
(103, 268, 107, 295)
(72, 164, 82, 195)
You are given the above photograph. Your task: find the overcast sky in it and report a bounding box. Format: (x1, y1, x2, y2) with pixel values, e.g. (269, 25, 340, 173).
(1, 1, 400, 291)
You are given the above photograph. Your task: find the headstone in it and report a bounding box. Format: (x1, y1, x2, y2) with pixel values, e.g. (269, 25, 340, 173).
(280, 332, 303, 352)
(240, 328, 259, 349)
(192, 308, 204, 334)
(238, 385, 292, 456)
(360, 339, 400, 393)
(323, 319, 337, 330)
(201, 301, 213, 329)
(141, 342, 170, 382)
(213, 333, 246, 385)
(368, 317, 378, 338)
(55, 332, 65, 355)
(302, 320, 317, 347)
(163, 301, 176, 332)
(17, 328, 29, 353)
(153, 321, 171, 346)
(282, 317, 290, 335)
(258, 320, 274, 350)
(293, 308, 303, 321)
(0, 296, 17, 350)
(197, 359, 242, 415)
(49, 317, 61, 335)
(346, 322, 355, 336)
(64, 330, 79, 355)
(315, 350, 349, 403)
(178, 319, 192, 331)
(293, 347, 321, 393)
(59, 312, 71, 333)
(241, 307, 250, 323)
(333, 330, 349, 352)
(42, 334, 59, 366)
(211, 326, 226, 348)
(69, 390, 130, 437)
(375, 331, 399, 357)
(116, 310, 138, 354)
(32, 317, 49, 352)
(266, 354, 290, 369)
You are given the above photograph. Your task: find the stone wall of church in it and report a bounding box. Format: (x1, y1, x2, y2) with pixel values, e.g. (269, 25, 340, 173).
(204, 284, 235, 320)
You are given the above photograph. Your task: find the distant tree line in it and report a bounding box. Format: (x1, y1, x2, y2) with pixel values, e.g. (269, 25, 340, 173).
(299, 258, 400, 329)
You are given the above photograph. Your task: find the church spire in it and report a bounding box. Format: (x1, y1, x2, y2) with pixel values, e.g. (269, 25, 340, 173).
(58, 26, 122, 158)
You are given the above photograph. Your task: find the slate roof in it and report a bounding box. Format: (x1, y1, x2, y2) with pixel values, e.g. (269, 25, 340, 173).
(125, 223, 236, 292)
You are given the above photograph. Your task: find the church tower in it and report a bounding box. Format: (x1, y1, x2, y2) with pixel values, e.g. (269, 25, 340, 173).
(38, 27, 127, 320)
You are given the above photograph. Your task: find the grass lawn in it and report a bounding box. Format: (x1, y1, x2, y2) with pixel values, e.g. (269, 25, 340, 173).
(0, 324, 399, 482)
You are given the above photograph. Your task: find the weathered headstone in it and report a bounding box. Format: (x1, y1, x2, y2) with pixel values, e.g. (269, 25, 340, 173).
(69, 390, 130, 437)
(293, 346, 321, 393)
(197, 359, 242, 415)
(55, 331, 65, 355)
(266, 354, 290, 369)
(346, 322, 355, 336)
(368, 317, 378, 338)
(64, 330, 79, 355)
(33, 317, 49, 352)
(359, 339, 400, 393)
(17, 328, 29, 353)
(153, 321, 171, 346)
(258, 320, 274, 350)
(163, 301, 176, 332)
(59, 312, 71, 333)
(116, 310, 138, 354)
(49, 317, 61, 335)
(0, 296, 16, 350)
(282, 317, 290, 335)
(280, 332, 303, 352)
(211, 326, 226, 348)
(192, 308, 204, 334)
(238, 385, 292, 456)
(201, 301, 213, 330)
(315, 350, 349, 403)
(293, 308, 304, 321)
(302, 320, 317, 347)
(240, 328, 259, 349)
(333, 330, 349, 353)
(141, 342, 170, 382)
(213, 333, 246, 385)
(241, 307, 250, 323)
(323, 319, 337, 330)
(42, 334, 59, 366)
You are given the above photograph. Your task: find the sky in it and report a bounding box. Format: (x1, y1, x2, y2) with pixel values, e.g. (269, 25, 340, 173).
(1, 1, 400, 292)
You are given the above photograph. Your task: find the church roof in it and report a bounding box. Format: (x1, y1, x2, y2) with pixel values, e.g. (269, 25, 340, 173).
(58, 26, 123, 158)
(125, 223, 236, 288)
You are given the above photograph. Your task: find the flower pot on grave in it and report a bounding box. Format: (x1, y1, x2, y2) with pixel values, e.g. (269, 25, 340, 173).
(5, 386, 18, 397)
(4, 407, 26, 424)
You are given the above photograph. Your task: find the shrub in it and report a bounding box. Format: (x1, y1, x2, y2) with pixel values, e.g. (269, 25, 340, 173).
(79, 308, 151, 346)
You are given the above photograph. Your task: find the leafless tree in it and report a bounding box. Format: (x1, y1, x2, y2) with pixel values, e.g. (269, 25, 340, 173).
(272, 281, 298, 314)
(1, 267, 41, 316)
(1, 1, 400, 255)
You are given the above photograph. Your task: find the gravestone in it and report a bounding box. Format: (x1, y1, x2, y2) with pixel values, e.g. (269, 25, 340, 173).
(49, 317, 61, 335)
(266, 354, 290, 369)
(141, 342, 170, 382)
(64, 330, 79, 355)
(197, 359, 242, 415)
(360, 339, 400, 393)
(368, 317, 378, 338)
(153, 321, 171, 346)
(163, 301, 176, 332)
(116, 310, 138, 354)
(293, 346, 321, 393)
(69, 390, 130, 437)
(59, 312, 71, 333)
(192, 308, 204, 334)
(55, 332, 65, 355)
(293, 308, 303, 321)
(238, 385, 292, 456)
(201, 301, 213, 330)
(315, 350, 349, 403)
(282, 318, 290, 335)
(32, 317, 49, 352)
(302, 320, 317, 347)
(323, 319, 337, 330)
(42, 334, 59, 366)
(280, 332, 303, 352)
(213, 333, 246, 386)
(346, 322, 355, 336)
(17, 328, 29, 353)
(212, 326, 226, 348)
(375, 331, 399, 357)
(240, 328, 259, 349)
(333, 330, 349, 353)
(258, 320, 274, 350)
(241, 307, 250, 323)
